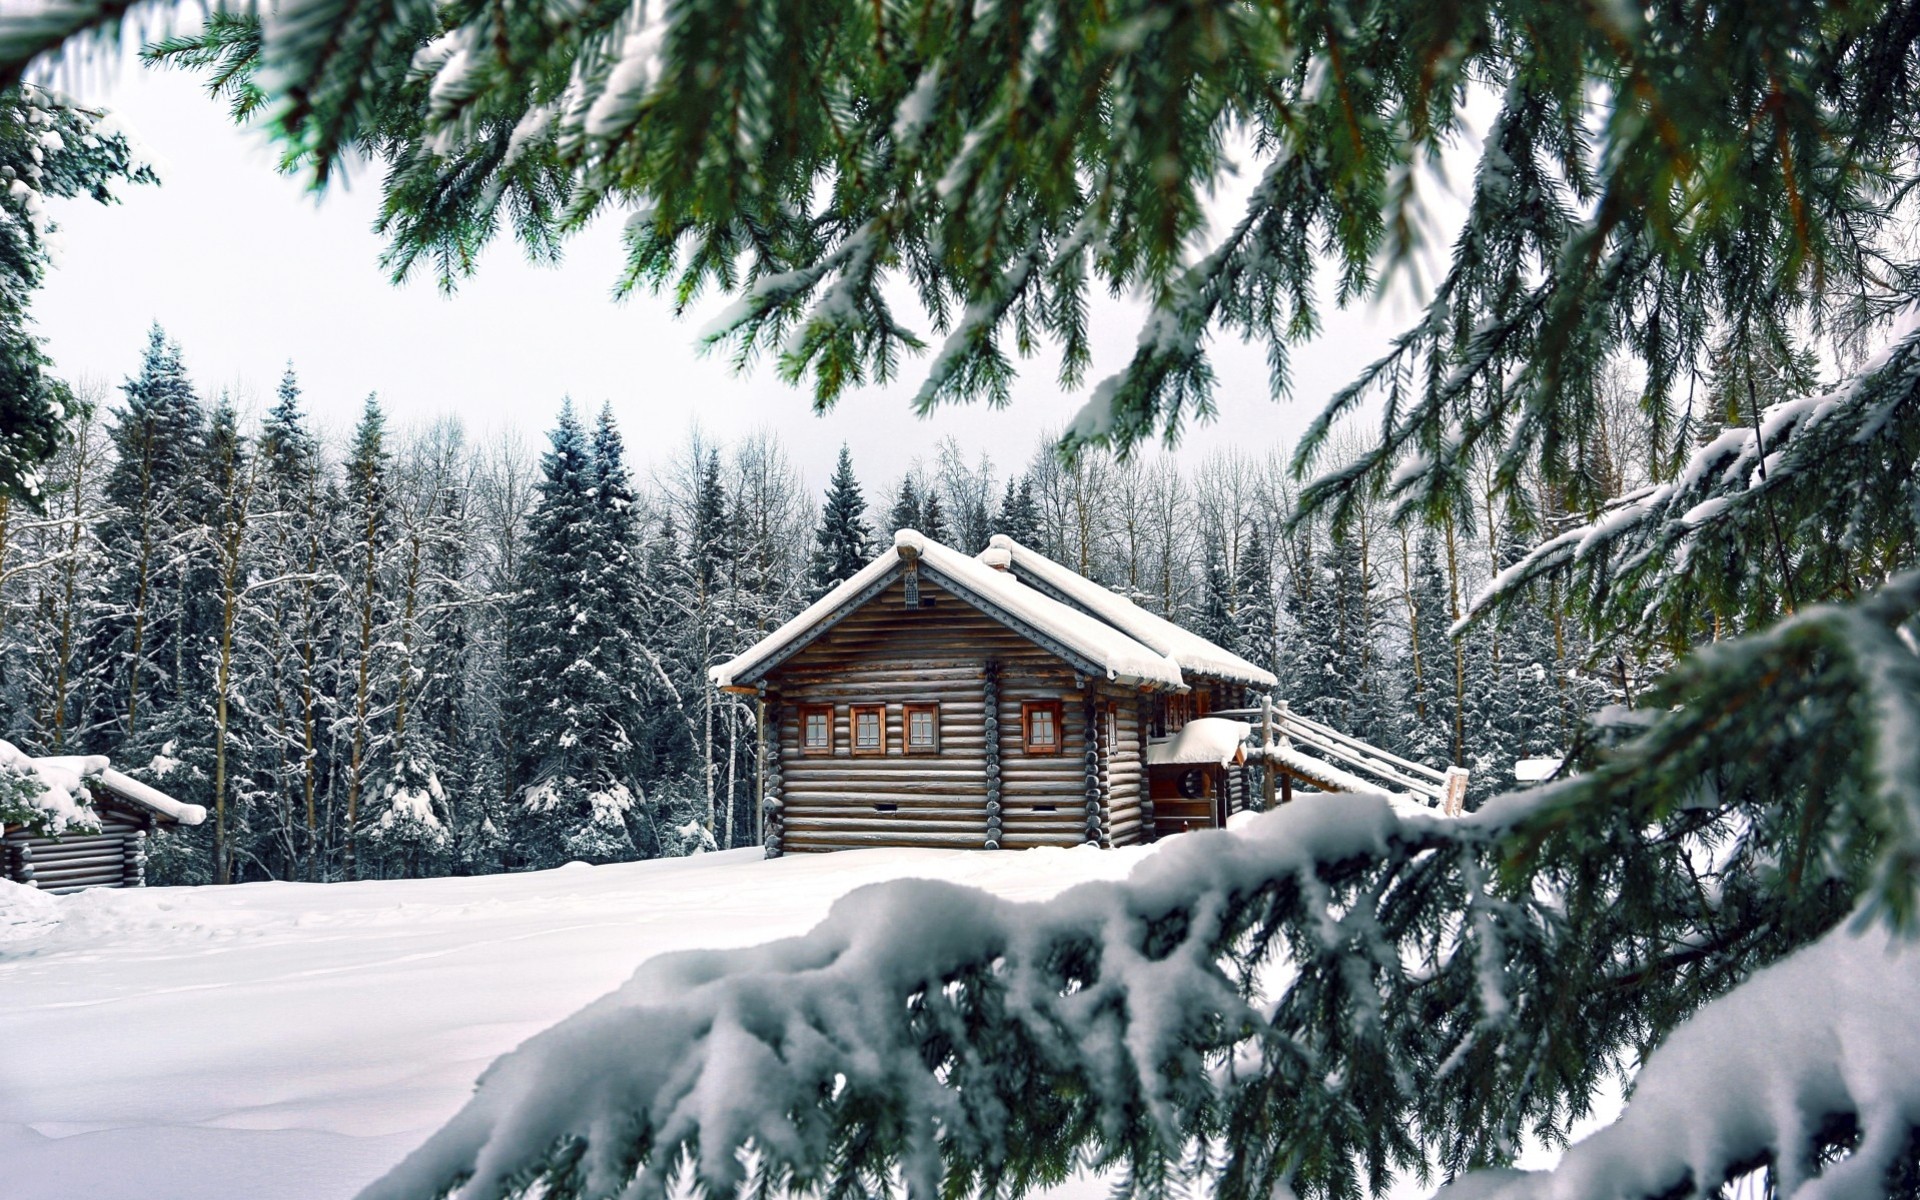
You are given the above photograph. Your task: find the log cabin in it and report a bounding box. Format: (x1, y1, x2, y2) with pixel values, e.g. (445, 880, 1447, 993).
(710, 530, 1278, 854)
(3, 763, 205, 893)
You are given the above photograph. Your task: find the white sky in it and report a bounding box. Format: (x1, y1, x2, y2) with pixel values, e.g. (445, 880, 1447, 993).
(32, 59, 1422, 489)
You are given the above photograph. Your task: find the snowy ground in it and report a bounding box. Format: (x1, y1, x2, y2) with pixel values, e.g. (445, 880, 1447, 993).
(0, 843, 1158, 1200)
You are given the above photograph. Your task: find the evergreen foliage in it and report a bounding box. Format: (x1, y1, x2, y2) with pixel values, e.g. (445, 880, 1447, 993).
(993, 475, 1042, 546)
(0, 83, 157, 505)
(507, 403, 640, 867)
(807, 445, 873, 599)
(885, 476, 921, 535)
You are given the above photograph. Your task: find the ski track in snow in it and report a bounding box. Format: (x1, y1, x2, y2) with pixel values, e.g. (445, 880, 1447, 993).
(0, 845, 1153, 1200)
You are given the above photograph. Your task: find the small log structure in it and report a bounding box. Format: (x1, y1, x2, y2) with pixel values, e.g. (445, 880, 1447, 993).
(3, 766, 205, 893)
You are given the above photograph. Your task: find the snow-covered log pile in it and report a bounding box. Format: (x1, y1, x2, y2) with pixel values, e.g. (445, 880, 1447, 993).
(356, 787, 1920, 1200)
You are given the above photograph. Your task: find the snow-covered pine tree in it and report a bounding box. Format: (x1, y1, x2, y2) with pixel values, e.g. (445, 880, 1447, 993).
(1393, 532, 1456, 767)
(916, 488, 949, 544)
(87, 327, 204, 755)
(1234, 524, 1276, 676)
(339, 395, 394, 881)
(365, 422, 471, 877)
(199, 396, 265, 883)
(807, 445, 874, 599)
(993, 473, 1042, 547)
(249, 365, 335, 878)
(508, 403, 642, 868)
(1277, 528, 1385, 747)
(1194, 539, 1237, 658)
(680, 448, 736, 842)
(885, 474, 921, 535)
(0, 84, 157, 505)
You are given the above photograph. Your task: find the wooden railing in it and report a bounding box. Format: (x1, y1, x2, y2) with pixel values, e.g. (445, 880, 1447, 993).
(1218, 698, 1471, 815)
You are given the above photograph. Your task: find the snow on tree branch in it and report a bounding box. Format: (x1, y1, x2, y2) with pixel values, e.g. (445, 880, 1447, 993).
(0, 738, 101, 836)
(359, 797, 1518, 1200)
(1439, 917, 1920, 1200)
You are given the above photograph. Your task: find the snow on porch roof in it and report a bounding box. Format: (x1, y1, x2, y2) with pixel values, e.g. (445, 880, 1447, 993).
(1144, 717, 1251, 767)
(709, 530, 1187, 690)
(985, 535, 1279, 688)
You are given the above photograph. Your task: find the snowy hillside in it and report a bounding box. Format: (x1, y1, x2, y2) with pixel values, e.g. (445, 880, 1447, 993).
(0, 844, 1156, 1200)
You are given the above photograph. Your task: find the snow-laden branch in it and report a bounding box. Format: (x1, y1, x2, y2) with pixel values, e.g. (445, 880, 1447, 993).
(359, 797, 1489, 1200)
(1440, 916, 1920, 1200)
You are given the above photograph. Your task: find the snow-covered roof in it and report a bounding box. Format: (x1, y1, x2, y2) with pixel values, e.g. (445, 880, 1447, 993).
(710, 530, 1186, 690)
(100, 768, 206, 826)
(1144, 717, 1251, 766)
(33, 756, 206, 826)
(985, 535, 1278, 688)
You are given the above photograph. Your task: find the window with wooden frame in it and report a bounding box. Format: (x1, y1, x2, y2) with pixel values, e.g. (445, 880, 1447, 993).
(903, 703, 941, 754)
(850, 704, 887, 755)
(799, 705, 835, 756)
(1166, 694, 1192, 733)
(1022, 700, 1064, 755)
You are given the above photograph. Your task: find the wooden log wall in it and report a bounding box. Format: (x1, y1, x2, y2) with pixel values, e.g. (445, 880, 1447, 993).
(993, 670, 1095, 849)
(3, 809, 145, 893)
(1105, 690, 1146, 846)
(766, 573, 1136, 853)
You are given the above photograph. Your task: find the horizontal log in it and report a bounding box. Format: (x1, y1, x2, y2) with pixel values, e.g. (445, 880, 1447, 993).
(28, 850, 127, 870)
(783, 768, 989, 784)
(34, 862, 127, 880)
(781, 795, 986, 809)
(21, 834, 129, 853)
(785, 819, 988, 837)
(776, 663, 989, 680)
(997, 831, 1086, 849)
(33, 864, 127, 883)
(782, 830, 989, 851)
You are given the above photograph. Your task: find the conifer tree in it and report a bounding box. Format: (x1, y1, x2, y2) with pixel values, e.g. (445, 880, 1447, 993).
(252, 365, 333, 877)
(994, 475, 1042, 546)
(807, 445, 872, 598)
(1234, 525, 1276, 674)
(366, 424, 470, 877)
(340, 395, 393, 881)
(89, 326, 205, 766)
(200, 397, 262, 883)
(0, 84, 158, 504)
(1195, 541, 1236, 657)
(885, 476, 921, 535)
(508, 403, 642, 867)
(917, 489, 949, 544)
(1395, 534, 1456, 766)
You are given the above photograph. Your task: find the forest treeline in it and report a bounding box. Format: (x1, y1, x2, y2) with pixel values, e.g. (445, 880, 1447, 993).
(0, 326, 1635, 883)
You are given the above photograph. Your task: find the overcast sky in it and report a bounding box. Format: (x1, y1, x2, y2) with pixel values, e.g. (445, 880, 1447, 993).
(33, 58, 1425, 490)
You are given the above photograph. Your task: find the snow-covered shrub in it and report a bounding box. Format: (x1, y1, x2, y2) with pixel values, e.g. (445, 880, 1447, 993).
(646, 774, 715, 859)
(372, 756, 454, 874)
(523, 774, 640, 866)
(0, 740, 100, 836)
